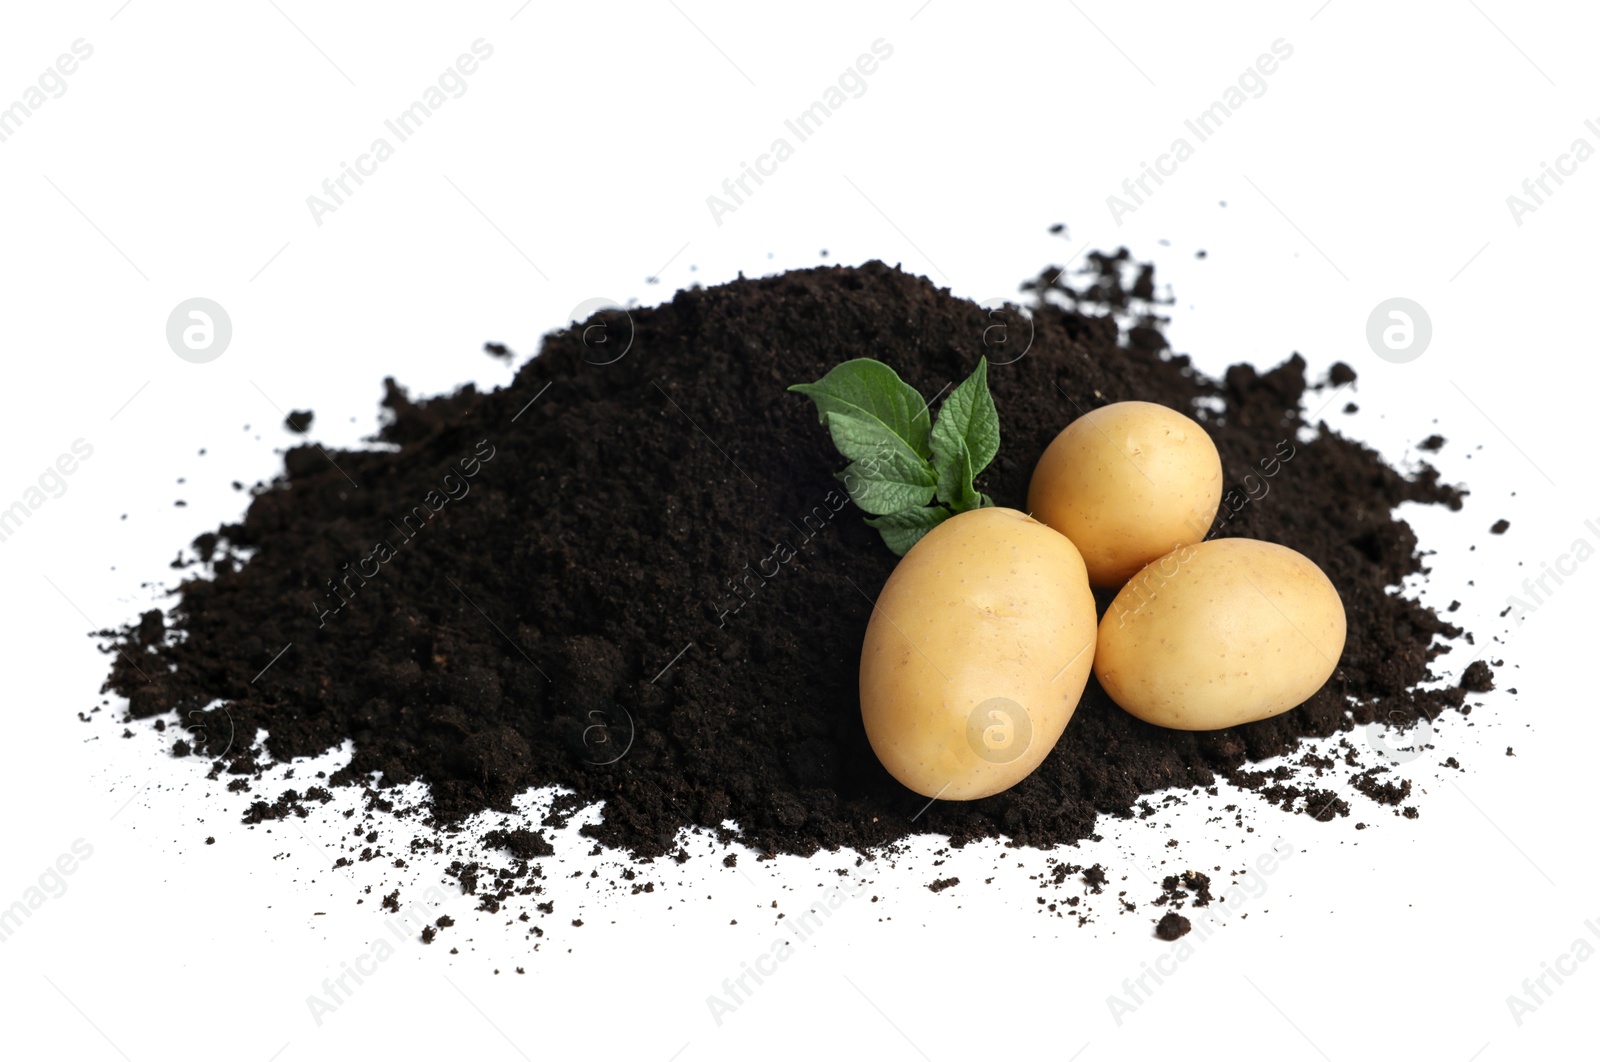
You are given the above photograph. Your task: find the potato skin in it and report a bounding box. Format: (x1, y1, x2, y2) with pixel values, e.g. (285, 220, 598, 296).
(1094, 538, 1347, 731)
(1027, 401, 1222, 588)
(859, 507, 1097, 800)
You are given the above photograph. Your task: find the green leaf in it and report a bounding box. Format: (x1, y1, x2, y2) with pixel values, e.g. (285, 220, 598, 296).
(933, 435, 981, 513)
(789, 359, 931, 463)
(865, 505, 951, 556)
(789, 356, 1003, 558)
(930, 357, 1000, 484)
(821, 410, 910, 466)
(836, 443, 937, 516)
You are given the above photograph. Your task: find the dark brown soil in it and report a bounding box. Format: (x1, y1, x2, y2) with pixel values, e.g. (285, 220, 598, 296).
(1155, 911, 1192, 940)
(1461, 660, 1496, 692)
(100, 251, 1482, 863)
(1157, 871, 1213, 909)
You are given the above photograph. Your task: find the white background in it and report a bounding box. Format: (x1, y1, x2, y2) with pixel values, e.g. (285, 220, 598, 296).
(2, 2, 1596, 1059)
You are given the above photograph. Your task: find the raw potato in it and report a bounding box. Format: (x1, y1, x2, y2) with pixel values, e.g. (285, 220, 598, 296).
(1095, 538, 1346, 730)
(859, 507, 1097, 800)
(1028, 400, 1222, 588)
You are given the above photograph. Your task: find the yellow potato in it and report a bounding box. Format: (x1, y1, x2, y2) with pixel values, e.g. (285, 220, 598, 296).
(859, 507, 1097, 799)
(1028, 400, 1222, 588)
(1095, 538, 1346, 730)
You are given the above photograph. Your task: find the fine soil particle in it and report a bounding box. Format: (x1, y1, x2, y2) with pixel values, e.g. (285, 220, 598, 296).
(1490, 519, 1510, 534)
(1155, 911, 1192, 940)
(928, 877, 960, 893)
(1418, 434, 1445, 452)
(101, 252, 1481, 865)
(284, 410, 314, 434)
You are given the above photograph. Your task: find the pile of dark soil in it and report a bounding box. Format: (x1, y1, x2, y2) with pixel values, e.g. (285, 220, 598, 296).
(101, 251, 1484, 866)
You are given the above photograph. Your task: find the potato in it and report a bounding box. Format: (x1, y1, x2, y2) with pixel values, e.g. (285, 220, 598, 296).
(1027, 400, 1222, 588)
(1094, 538, 1346, 730)
(859, 507, 1097, 799)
